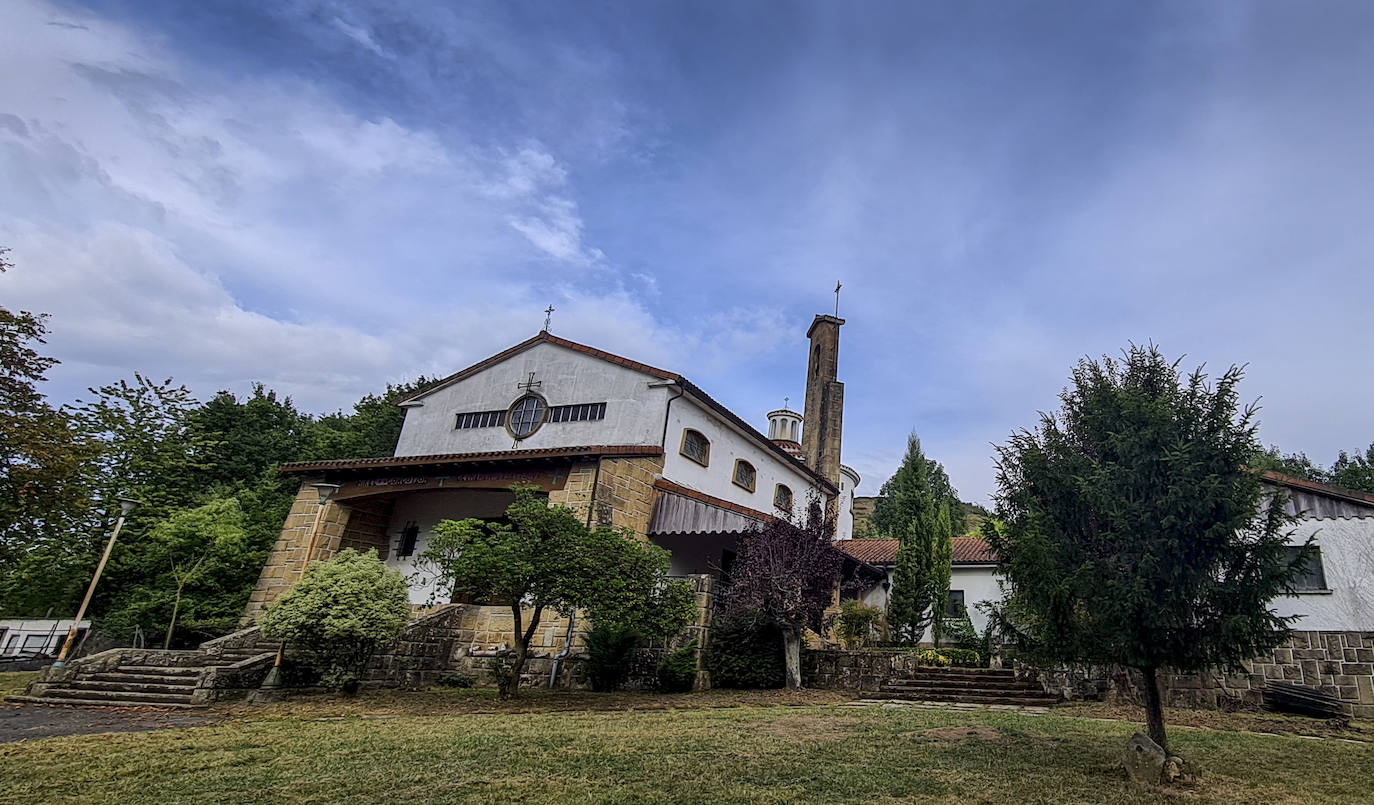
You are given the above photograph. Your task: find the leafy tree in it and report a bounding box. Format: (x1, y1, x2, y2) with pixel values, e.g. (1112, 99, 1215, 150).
(99, 497, 265, 645)
(190, 385, 313, 495)
(0, 248, 99, 614)
(880, 435, 953, 644)
(309, 379, 433, 461)
(1329, 443, 1374, 494)
(420, 487, 693, 698)
(1250, 445, 1329, 484)
(987, 344, 1307, 752)
(719, 497, 841, 688)
(259, 548, 410, 692)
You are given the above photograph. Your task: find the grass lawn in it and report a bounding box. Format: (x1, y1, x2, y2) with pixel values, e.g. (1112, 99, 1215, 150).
(1, 696, 1370, 804)
(0, 671, 38, 699)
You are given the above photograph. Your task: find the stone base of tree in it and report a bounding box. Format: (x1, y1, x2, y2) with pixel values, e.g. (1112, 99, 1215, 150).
(1023, 630, 1374, 720)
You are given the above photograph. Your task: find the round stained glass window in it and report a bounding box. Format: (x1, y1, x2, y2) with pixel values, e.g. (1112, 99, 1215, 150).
(507, 395, 547, 439)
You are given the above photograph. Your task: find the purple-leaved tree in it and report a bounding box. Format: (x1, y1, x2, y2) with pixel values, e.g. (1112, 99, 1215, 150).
(721, 496, 842, 688)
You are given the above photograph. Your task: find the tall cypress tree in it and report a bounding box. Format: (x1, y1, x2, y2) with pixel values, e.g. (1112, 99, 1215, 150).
(930, 501, 954, 646)
(881, 434, 944, 644)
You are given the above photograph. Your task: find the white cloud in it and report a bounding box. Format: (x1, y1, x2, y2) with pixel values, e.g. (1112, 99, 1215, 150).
(0, 0, 784, 415)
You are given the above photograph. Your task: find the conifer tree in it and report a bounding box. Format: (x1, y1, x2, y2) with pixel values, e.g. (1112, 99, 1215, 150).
(988, 345, 1307, 753)
(881, 434, 950, 643)
(930, 501, 954, 646)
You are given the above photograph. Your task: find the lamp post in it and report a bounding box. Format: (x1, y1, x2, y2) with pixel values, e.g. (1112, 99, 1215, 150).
(262, 482, 340, 689)
(301, 482, 341, 567)
(53, 497, 140, 668)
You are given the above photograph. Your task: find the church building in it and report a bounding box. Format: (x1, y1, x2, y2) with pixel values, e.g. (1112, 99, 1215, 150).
(243, 313, 864, 621)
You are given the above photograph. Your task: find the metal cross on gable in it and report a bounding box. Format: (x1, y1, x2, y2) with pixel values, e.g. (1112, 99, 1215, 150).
(518, 371, 542, 392)
(543, 305, 555, 332)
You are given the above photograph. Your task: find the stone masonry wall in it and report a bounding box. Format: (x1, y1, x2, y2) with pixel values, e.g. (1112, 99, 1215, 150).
(591, 455, 665, 539)
(807, 650, 944, 690)
(546, 460, 598, 523)
(242, 477, 350, 624)
(1030, 631, 1374, 719)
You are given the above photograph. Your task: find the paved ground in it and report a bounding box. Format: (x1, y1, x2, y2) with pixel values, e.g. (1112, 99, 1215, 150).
(0, 703, 220, 743)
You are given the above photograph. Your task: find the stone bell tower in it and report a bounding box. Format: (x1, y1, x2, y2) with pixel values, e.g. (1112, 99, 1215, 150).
(800, 314, 844, 488)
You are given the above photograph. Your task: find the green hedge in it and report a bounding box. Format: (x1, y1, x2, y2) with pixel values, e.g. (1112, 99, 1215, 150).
(705, 621, 788, 689)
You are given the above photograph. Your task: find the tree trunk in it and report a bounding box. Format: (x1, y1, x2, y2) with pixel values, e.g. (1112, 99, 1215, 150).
(164, 585, 184, 650)
(1139, 665, 1169, 753)
(499, 603, 544, 700)
(782, 628, 803, 689)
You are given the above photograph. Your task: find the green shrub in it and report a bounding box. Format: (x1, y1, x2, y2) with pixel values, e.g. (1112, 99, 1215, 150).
(657, 640, 698, 692)
(940, 615, 979, 650)
(913, 649, 952, 667)
(436, 672, 476, 689)
(907, 647, 981, 668)
(584, 623, 642, 692)
(258, 549, 410, 692)
(937, 647, 982, 667)
(705, 620, 787, 689)
(835, 599, 882, 648)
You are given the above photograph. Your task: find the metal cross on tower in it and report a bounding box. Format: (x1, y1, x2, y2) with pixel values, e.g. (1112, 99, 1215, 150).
(784, 396, 790, 410)
(834, 280, 842, 316)
(542, 305, 555, 332)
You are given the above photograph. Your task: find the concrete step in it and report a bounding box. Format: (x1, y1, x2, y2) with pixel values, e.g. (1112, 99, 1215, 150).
(116, 665, 203, 676)
(40, 686, 195, 705)
(6, 694, 204, 710)
(899, 667, 1016, 679)
(881, 684, 1050, 700)
(84, 671, 198, 686)
(886, 678, 1042, 692)
(60, 679, 200, 697)
(875, 690, 1058, 706)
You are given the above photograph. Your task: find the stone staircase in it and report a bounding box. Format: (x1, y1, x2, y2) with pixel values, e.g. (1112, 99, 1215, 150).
(876, 667, 1058, 707)
(7, 632, 280, 709)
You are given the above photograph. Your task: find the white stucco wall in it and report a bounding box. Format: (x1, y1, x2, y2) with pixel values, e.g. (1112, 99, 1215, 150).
(394, 341, 669, 457)
(660, 395, 830, 520)
(1271, 514, 1374, 631)
(836, 467, 859, 541)
(380, 489, 515, 605)
(858, 565, 1003, 643)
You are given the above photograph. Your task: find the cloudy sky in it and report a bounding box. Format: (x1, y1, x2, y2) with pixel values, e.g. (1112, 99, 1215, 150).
(3, 1, 1372, 503)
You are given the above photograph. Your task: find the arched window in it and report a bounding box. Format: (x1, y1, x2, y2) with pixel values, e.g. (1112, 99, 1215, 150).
(680, 429, 710, 466)
(774, 484, 793, 512)
(733, 459, 757, 492)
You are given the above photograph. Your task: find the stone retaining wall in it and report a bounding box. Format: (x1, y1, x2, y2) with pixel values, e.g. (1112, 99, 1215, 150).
(1029, 631, 1374, 720)
(806, 650, 946, 690)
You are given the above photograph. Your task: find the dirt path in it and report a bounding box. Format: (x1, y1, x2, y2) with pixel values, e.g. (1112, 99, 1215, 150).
(0, 703, 221, 743)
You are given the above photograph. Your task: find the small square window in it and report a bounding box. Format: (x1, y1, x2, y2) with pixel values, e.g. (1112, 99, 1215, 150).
(1283, 545, 1327, 592)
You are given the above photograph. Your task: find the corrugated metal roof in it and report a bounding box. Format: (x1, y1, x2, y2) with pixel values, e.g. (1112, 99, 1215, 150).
(648, 490, 766, 535)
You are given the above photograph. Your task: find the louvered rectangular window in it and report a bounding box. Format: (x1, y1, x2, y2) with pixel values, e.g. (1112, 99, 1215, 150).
(548, 402, 607, 423)
(455, 410, 506, 429)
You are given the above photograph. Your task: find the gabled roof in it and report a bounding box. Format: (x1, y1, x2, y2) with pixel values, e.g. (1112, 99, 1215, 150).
(837, 537, 997, 566)
(398, 330, 839, 494)
(1261, 471, 1374, 509)
(281, 445, 662, 474)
